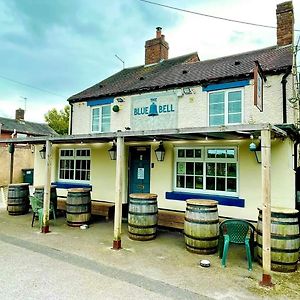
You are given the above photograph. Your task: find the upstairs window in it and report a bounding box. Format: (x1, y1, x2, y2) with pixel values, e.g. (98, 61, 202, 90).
(209, 89, 242, 126)
(91, 105, 111, 133)
(59, 149, 90, 182)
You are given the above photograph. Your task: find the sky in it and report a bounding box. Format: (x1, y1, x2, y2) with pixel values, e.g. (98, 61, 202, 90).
(0, 0, 299, 123)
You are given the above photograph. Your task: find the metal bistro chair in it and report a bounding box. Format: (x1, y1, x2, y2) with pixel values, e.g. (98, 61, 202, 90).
(30, 196, 56, 228)
(219, 219, 256, 271)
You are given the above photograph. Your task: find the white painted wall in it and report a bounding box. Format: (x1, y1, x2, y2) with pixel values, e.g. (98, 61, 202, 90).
(71, 74, 296, 134)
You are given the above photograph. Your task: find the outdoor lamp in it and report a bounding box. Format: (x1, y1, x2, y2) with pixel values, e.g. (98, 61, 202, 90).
(155, 142, 165, 162)
(249, 141, 261, 163)
(8, 143, 15, 154)
(39, 145, 46, 159)
(108, 142, 117, 160)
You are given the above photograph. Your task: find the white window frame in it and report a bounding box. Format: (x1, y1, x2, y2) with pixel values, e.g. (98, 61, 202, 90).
(208, 88, 244, 126)
(173, 146, 239, 196)
(58, 148, 91, 183)
(91, 105, 111, 133)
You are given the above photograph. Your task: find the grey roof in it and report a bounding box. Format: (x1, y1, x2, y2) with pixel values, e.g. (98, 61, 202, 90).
(68, 45, 292, 103)
(0, 117, 58, 136)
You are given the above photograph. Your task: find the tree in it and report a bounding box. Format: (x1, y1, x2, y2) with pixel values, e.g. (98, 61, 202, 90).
(44, 105, 70, 135)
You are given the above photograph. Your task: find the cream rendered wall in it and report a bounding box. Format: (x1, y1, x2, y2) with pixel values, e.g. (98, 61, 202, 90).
(72, 102, 91, 134)
(33, 145, 58, 187)
(149, 138, 295, 221)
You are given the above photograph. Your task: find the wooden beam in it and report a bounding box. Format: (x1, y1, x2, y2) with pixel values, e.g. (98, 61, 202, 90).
(112, 137, 124, 249)
(42, 140, 52, 233)
(260, 128, 273, 287)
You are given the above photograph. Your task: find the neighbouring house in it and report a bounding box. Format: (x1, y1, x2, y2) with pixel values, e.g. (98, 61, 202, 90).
(0, 108, 57, 185)
(1, 2, 299, 225)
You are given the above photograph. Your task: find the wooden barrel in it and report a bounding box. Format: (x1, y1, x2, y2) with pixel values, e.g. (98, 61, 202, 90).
(257, 207, 300, 272)
(128, 193, 158, 241)
(33, 185, 57, 212)
(7, 183, 30, 215)
(184, 199, 219, 254)
(66, 188, 91, 227)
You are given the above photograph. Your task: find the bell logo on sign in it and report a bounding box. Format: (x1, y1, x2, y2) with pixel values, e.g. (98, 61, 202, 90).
(133, 97, 175, 117)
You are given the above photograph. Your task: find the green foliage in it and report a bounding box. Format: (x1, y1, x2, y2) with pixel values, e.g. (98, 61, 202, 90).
(44, 105, 70, 135)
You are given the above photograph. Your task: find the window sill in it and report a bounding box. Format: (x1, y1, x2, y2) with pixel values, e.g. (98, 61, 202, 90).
(165, 191, 244, 207)
(52, 182, 92, 190)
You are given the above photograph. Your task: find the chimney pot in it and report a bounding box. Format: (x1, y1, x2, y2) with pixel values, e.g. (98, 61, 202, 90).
(276, 1, 294, 46)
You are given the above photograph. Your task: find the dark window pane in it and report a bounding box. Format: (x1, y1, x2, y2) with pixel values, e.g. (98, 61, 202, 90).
(227, 178, 237, 192)
(206, 177, 215, 190)
(207, 149, 216, 158)
(177, 162, 186, 175)
(87, 160, 90, 169)
(195, 149, 201, 158)
(75, 171, 80, 180)
(70, 170, 74, 179)
(217, 163, 226, 176)
(186, 162, 194, 175)
(178, 149, 185, 157)
(216, 149, 226, 158)
(227, 163, 237, 177)
(217, 177, 226, 191)
(195, 176, 203, 189)
(195, 162, 203, 175)
(186, 176, 194, 188)
(206, 163, 215, 176)
(177, 176, 185, 188)
(186, 149, 194, 158)
(227, 149, 235, 158)
(87, 172, 90, 181)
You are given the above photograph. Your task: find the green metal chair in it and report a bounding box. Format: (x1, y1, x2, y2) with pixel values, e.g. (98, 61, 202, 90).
(30, 196, 56, 228)
(219, 219, 256, 271)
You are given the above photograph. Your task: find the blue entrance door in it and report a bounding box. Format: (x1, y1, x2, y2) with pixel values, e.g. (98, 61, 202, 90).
(129, 147, 151, 194)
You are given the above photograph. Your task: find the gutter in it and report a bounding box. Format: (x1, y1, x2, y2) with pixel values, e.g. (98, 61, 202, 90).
(281, 67, 292, 123)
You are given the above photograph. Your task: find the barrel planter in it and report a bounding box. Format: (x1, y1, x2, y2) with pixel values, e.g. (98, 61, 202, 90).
(7, 183, 30, 215)
(257, 207, 300, 272)
(128, 193, 158, 241)
(184, 199, 219, 254)
(66, 188, 91, 227)
(33, 185, 57, 212)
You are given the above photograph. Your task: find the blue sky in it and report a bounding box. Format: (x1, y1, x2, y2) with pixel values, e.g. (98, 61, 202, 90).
(0, 0, 299, 122)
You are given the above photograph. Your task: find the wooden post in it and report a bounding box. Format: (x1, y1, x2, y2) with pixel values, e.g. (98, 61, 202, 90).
(260, 128, 273, 287)
(42, 140, 52, 233)
(9, 144, 15, 184)
(113, 137, 124, 249)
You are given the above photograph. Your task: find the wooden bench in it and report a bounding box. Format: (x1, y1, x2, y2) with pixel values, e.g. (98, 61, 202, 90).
(158, 209, 185, 230)
(57, 197, 115, 221)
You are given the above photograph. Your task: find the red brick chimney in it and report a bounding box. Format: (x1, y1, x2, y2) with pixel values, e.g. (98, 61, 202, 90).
(276, 1, 294, 46)
(145, 27, 169, 65)
(15, 108, 25, 121)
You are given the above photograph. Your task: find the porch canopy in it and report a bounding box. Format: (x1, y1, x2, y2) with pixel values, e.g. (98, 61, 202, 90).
(0, 123, 297, 285)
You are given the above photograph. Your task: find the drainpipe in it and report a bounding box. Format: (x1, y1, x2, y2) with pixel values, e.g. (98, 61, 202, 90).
(69, 103, 73, 135)
(281, 67, 292, 123)
(9, 129, 17, 184)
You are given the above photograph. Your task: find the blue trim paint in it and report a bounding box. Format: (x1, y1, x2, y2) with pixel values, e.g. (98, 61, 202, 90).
(52, 182, 92, 190)
(202, 80, 250, 92)
(87, 98, 114, 107)
(165, 191, 245, 207)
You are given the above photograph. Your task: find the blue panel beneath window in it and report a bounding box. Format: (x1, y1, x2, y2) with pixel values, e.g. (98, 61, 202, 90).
(52, 182, 92, 190)
(86, 98, 114, 106)
(165, 191, 245, 207)
(202, 80, 250, 92)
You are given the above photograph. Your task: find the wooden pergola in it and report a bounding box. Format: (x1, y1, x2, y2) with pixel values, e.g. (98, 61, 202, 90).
(0, 123, 295, 286)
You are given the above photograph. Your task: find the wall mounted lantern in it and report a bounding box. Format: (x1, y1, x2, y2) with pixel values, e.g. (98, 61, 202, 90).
(108, 142, 117, 160)
(249, 141, 261, 163)
(8, 143, 15, 154)
(155, 142, 165, 162)
(39, 145, 46, 159)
